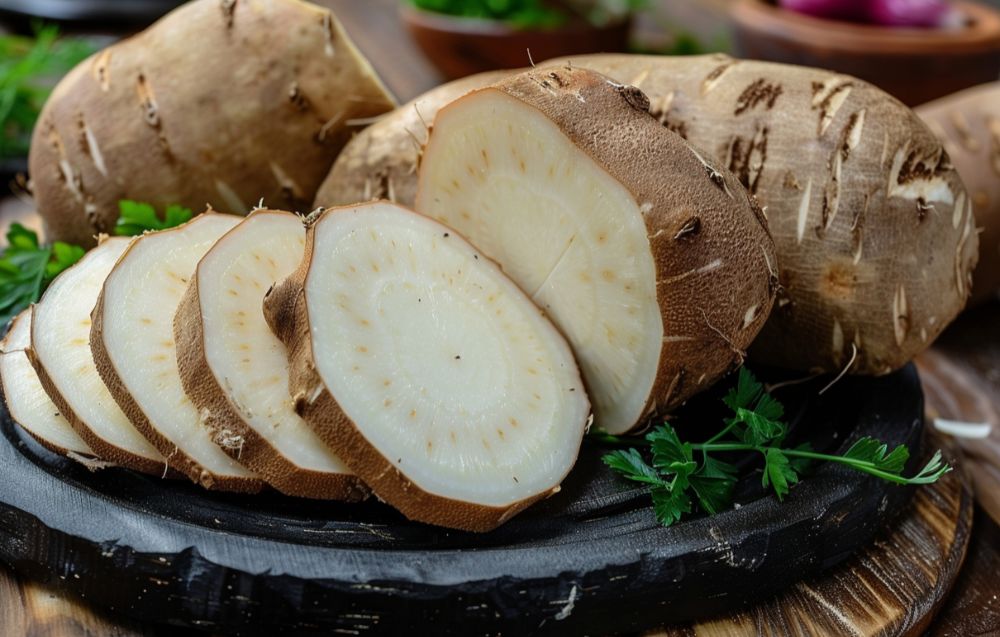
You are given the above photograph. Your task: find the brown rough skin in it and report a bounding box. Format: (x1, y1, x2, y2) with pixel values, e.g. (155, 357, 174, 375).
(29, 0, 396, 247)
(173, 222, 369, 501)
(323, 54, 978, 375)
(27, 336, 169, 476)
(263, 205, 566, 532)
(26, 238, 170, 476)
(917, 83, 1000, 306)
(418, 67, 778, 427)
(90, 216, 263, 494)
(314, 70, 509, 209)
(4, 311, 99, 460)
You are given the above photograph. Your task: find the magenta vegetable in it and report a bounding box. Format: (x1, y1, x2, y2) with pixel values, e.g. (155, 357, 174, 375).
(780, 0, 951, 26)
(778, 0, 866, 21)
(866, 0, 950, 26)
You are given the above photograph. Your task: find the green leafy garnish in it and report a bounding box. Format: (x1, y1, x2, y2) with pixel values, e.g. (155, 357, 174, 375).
(598, 367, 952, 527)
(0, 24, 94, 159)
(0, 200, 194, 326)
(0, 223, 84, 324)
(115, 200, 193, 235)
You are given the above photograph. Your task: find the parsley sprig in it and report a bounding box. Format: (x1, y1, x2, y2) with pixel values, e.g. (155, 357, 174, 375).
(0, 200, 194, 326)
(114, 200, 193, 236)
(598, 368, 951, 527)
(0, 223, 83, 325)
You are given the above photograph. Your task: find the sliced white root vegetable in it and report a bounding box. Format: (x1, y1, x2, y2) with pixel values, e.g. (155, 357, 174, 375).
(264, 202, 590, 531)
(414, 67, 776, 434)
(175, 210, 367, 500)
(29, 236, 167, 474)
(92, 213, 262, 492)
(1, 310, 95, 457)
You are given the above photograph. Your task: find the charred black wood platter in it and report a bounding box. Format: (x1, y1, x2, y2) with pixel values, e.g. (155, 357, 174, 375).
(0, 365, 925, 635)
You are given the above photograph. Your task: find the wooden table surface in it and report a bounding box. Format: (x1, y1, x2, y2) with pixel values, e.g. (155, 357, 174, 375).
(0, 1, 998, 634)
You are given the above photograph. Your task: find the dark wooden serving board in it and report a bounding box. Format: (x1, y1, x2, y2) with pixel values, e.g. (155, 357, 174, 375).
(0, 366, 927, 635)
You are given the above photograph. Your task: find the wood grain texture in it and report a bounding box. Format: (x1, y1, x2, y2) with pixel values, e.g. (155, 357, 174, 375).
(916, 301, 1000, 525)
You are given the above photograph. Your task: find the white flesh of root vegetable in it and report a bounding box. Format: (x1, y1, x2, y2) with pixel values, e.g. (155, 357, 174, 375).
(265, 202, 591, 531)
(175, 210, 365, 500)
(92, 213, 261, 492)
(415, 69, 776, 435)
(418, 97, 660, 435)
(29, 236, 166, 473)
(1, 310, 94, 457)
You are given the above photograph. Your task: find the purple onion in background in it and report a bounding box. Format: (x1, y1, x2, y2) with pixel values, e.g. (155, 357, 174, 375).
(779, 0, 953, 27)
(778, 0, 868, 21)
(865, 0, 951, 26)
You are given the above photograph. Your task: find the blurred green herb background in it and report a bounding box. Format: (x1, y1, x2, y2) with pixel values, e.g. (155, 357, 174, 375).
(407, 0, 647, 28)
(0, 24, 95, 160)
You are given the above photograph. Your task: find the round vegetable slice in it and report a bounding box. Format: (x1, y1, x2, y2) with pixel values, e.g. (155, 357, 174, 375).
(414, 67, 776, 434)
(175, 210, 366, 500)
(29, 236, 166, 474)
(264, 202, 591, 532)
(92, 213, 262, 492)
(1, 310, 94, 458)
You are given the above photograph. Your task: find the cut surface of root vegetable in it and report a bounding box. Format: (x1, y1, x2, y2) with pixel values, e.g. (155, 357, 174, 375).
(29, 236, 166, 473)
(1, 310, 94, 457)
(415, 68, 776, 434)
(265, 202, 590, 531)
(175, 210, 366, 500)
(92, 213, 261, 492)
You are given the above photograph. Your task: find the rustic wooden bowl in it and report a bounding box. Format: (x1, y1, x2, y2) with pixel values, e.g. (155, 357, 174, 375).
(400, 5, 630, 80)
(732, 0, 1000, 106)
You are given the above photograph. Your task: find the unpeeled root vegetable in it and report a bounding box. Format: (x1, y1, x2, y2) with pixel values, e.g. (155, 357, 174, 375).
(314, 70, 510, 210)
(92, 213, 262, 492)
(28, 236, 166, 474)
(414, 67, 776, 434)
(174, 210, 366, 500)
(917, 82, 1000, 305)
(29, 0, 396, 247)
(1, 310, 94, 458)
(552, 54, 977, 375)
(264, 202, 590, 531)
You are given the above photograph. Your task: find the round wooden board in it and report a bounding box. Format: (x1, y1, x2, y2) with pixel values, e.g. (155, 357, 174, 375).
(0, 365, 964, 635)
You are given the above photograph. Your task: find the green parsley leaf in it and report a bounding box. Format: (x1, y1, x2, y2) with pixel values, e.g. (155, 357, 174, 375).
(115, 200, 193, 236)
(646, 423, 696, 478)
(651, 481, 692, 526)
(601, 449, 669, 488)
(0, 223, 84, 325)
(762, 447, 799, 501)
(689, 455, 738, 515)
(843, 436, 910, 474)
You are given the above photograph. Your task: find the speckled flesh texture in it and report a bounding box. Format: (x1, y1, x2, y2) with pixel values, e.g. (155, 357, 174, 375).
(91, 213, 263, 492)
(1, 310, 95, 458)
(28, 0, 396, 247)
(314, 71, 510, 210)
(174, 210, 367, 500)
(414, 67, 776, 434)
(263, 202, 591, 532)
(917, 83, 1000, 306)
(28, 236, 167, 475)
(321, 54, 979, 375)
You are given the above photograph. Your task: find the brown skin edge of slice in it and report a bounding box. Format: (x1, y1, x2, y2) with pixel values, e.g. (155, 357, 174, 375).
(173, 269, 369, 501)
(89, 252, 264, 494)
(26, 307, 172, 477)
(418, 68, 777, 431)
(263, 204, 563, 532)
(2, 313, 99, 460)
